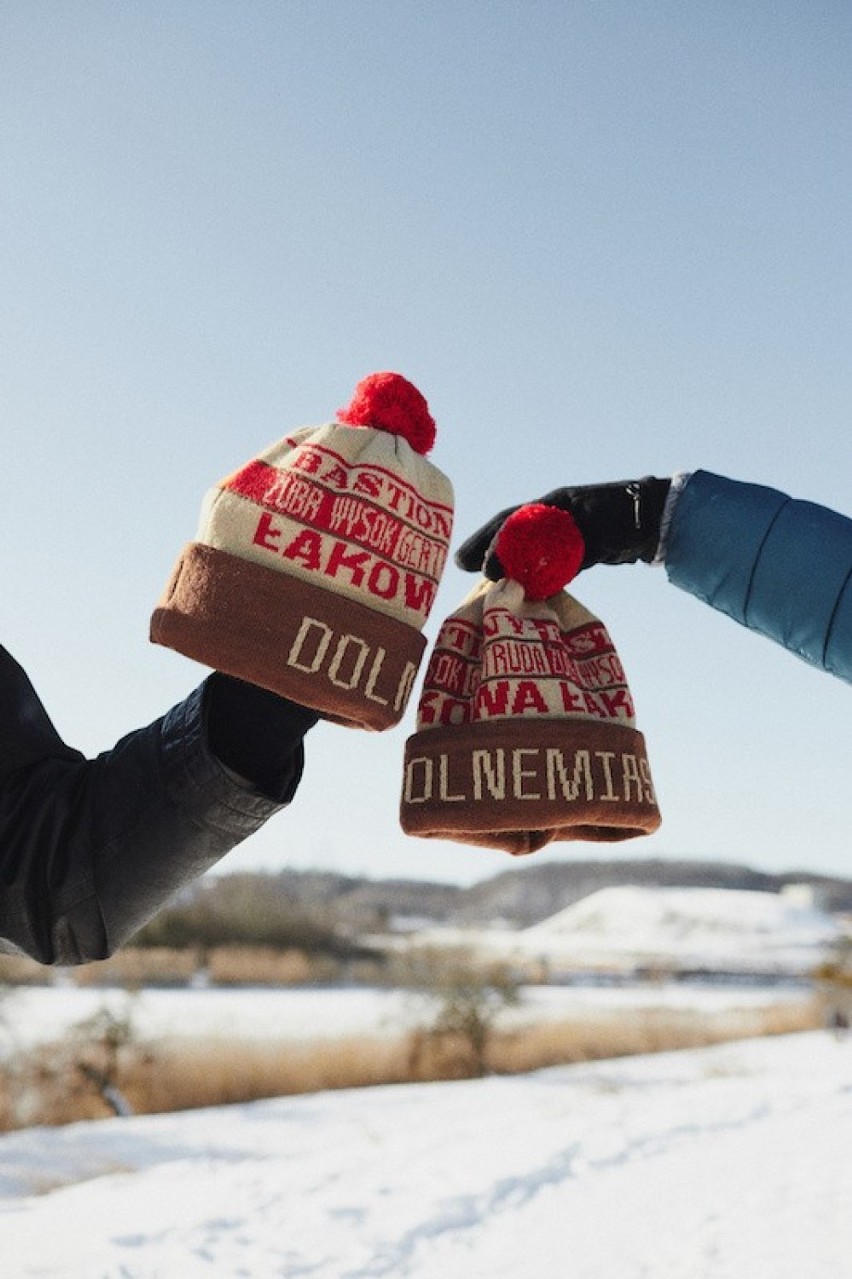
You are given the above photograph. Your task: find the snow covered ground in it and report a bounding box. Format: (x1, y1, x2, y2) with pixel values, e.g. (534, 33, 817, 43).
(0, 1031, 850, 1278)
(0, 884, 844, 1278)
(0, 979, 811, 1059)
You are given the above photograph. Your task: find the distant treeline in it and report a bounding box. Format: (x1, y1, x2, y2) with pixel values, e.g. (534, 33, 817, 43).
(131, 873, 371, 956)
(127, 857, 852, 952)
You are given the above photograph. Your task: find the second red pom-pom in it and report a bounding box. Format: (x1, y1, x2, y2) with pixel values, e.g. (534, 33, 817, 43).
(494, 503, 585, 600)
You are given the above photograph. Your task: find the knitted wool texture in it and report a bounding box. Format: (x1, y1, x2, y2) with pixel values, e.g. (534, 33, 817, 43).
(151, 379, 454, 730)
(400, 576, 661, 853)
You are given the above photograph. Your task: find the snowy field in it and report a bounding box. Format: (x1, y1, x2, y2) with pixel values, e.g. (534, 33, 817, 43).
(0, 1031, 850, 1278)
(0, 978, 812, 1058)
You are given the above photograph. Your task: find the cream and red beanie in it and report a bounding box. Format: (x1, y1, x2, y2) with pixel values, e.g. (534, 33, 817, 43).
(151, 373, 454, 730)
(400, 504, 661, 853)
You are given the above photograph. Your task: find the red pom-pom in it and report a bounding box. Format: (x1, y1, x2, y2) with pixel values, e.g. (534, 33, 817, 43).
(495, 503, 585, 600)
(337, 371, 436, 455)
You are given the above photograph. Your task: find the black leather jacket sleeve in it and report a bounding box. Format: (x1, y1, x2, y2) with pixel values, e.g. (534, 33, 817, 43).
(0, 646, 304, 965)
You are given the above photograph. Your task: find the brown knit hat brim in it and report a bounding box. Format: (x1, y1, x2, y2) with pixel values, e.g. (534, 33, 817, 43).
(151, 542, 424, 730)
(401, 716, 661, 855)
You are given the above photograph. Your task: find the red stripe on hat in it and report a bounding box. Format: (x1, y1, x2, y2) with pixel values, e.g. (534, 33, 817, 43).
(224, 460, 275, 504)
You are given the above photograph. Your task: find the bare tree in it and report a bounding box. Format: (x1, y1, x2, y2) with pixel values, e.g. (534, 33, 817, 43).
(400, 947, 521, 1079)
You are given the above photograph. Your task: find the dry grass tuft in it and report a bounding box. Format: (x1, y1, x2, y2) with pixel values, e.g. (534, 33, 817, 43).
(487, 1000, 821, 1074)
(0, 996, 822, 1132)
(123, 1034, 413, 1115)
(27, 945, 338, 990)
(206, 946, 332, 987)
(0, 953, 49, 986)
(72, 948, 203, 988)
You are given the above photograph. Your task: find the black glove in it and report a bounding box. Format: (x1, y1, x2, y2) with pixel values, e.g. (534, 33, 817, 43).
(454, 477, 672, 579)
(205, 673, 320, 800)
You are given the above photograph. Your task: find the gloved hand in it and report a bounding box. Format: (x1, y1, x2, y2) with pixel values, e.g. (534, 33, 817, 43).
(454, 477, 672, 579)
(205, 673, 320, 800)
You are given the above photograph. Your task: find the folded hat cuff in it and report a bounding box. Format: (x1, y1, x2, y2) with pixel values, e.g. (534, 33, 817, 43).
(400, 716, 661, 854)
(151, 542, 425, 730)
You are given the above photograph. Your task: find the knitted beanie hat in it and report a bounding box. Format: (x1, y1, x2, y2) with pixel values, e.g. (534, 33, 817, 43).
(151, 373, 454, 730)
(400, 504, 661, 853)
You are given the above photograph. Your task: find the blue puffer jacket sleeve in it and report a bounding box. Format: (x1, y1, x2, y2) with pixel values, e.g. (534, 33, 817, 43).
(665, 471, 852, 684)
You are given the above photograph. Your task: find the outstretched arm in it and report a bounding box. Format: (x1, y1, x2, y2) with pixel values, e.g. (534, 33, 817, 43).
(455, 471, 852, 684)
(664, 471, 852, 683)
(0, 647, 317, 964)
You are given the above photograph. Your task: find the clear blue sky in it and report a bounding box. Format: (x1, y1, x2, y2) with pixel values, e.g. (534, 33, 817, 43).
(2, 1, 850, 885)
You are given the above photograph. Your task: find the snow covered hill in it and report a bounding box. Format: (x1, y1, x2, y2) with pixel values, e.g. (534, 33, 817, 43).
(0, 1032, 850, 1278)
(500, 885, 846, 977)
